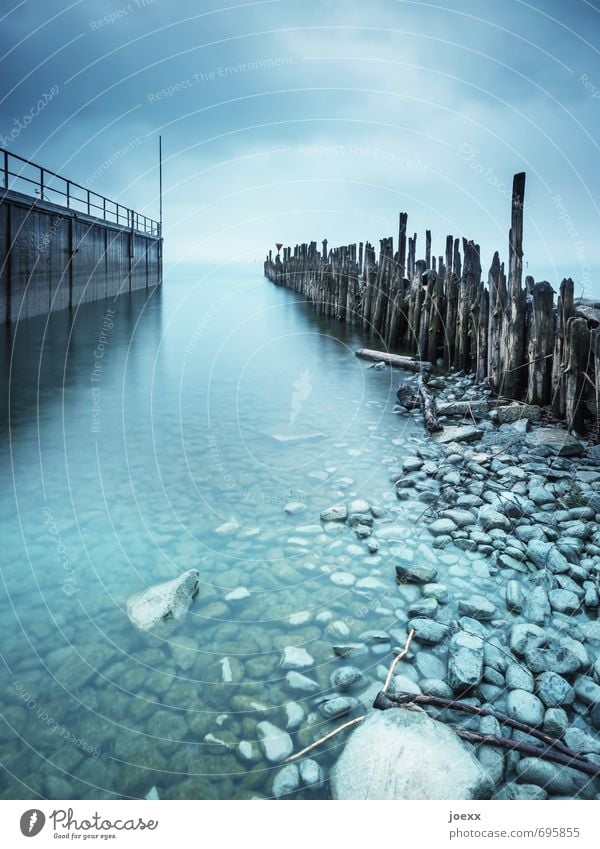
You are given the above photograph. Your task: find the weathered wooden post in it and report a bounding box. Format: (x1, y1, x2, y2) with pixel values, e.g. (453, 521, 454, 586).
(565, 316, 590, 432)
(551, 278, 575, 419)
(526, 281, 555, 405)
(500, 172, 527, 398)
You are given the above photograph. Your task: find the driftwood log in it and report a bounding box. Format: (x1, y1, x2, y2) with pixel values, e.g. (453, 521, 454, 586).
(417, 374, 443, 433)
(355, 348, 431, 373)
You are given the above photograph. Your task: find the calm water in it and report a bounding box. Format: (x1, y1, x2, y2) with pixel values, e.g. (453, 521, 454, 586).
(0, 262, 475, 799)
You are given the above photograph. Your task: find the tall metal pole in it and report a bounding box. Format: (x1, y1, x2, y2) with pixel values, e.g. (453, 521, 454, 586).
(159, 134, 163, 285)
(159, 134, 163, 237)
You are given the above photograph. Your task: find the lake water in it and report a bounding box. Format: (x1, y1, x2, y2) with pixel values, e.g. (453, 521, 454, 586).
(0, 262, 495, 800)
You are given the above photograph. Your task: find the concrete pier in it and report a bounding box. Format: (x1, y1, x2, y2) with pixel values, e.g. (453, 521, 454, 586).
(0, 149, 162, 323)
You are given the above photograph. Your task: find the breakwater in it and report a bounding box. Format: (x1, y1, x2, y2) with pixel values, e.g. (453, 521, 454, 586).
(264, 173, 600, 434)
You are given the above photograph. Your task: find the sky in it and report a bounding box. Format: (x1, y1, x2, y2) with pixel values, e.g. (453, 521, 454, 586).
(1, 0, 600, 296)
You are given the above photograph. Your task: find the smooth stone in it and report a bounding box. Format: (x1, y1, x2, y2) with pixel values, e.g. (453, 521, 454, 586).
(285, 701, 305, 730)
(457, 595, 497, 621)
(422, 583, 449, 603)
(535, 672, 575, 707)
(564, 727, 600, 755)
(320, 504, 347, 522)
(543, 707, 568, 738)
(524, 645, 581, 675)
(441, 509, 477, 528)
(330, 708, 492, 800)
(257, 722, 294, 764)
(272, 764, 300, 798)
(478, 506, 511, 532)
(506, 663, 534, 693)
(548, 589, 580, 615)
(525, 428, 584, 457)
(509, 623, 548, 657)
(332, 643, 368, 659)
(408, 598, 438, 618)
(407, 618, 449, 645)
(429, 518, 457, 535)
(387, 674, 422, 696)
(319, 696, 360, 719)
(504, 783, 547, 801)
(523, 586, 550, 625)
(395, 563, 438, 584)
(331, 666, 364, 691)
(285, 671, 320, 693)
(225, 586, 251, 601)
(516, 758, 587, 795)
(330, 572, 356, 587)
(434, 425, 484, 445)
(505, 580, 523, 612)
(526, 540, 569, 573)
(284, 501, 307, 514)
(506, 689, 544, 725)
(299, 759, 324, 788)
(574, 676, 600, 706)
(447, 631, 484, 692)
(126, 569, 200, 632)
(420, 678, 454, 698)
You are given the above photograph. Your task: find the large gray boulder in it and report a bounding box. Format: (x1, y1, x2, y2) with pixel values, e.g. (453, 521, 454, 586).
(126, 569, 200, 631)
(331, 709, 493, 800)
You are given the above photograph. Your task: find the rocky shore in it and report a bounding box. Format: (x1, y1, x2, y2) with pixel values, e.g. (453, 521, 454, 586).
(306, 370, 600, 799)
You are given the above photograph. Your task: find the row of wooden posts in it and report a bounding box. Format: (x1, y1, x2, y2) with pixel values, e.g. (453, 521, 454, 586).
(264, 173, 600, 434)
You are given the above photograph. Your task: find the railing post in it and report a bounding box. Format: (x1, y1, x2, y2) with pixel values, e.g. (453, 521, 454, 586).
(40, 167, 44, 201)
(66, 180, 70, 209)
(87, 189, 90, 215)
(3, 150, 8, 190)
(103, 197, 106, 220)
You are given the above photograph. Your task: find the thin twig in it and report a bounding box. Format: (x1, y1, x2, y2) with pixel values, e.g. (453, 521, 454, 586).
(285, 716, 365, 762)
(383, 628, 415, 693)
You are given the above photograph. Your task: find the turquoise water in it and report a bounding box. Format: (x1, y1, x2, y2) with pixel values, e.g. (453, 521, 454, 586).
(0, 263, 437, 800)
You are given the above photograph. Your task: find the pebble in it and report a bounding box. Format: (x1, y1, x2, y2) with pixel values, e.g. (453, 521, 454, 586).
(447, 631, 484, 692)
(330, 572, 356, 587)
(257, 722, 294, 763)
(320, 504, 348, 522)
(319, 696, 360, 719)
(429, 518, 457, 535)
(285, 701, 305, 730)
(395, 563, 438, 584)
(299, 759, 324, 787)
(574, 676, 600, 706)
(225, 586, 251, 601)
(535, 672, 575, 707)
(285, 671, 320, 693)
(457, 595, 497, 621)
(564, 727, 600, 755)
(272, 764, 300, 798)
(506, 689, 544, 725)
(506, 663, 534, 693)
(543, 708, 568, 738)
(284, 501, 307, 515)
(516, 758, 586, 796)
(548, 589, 580, 615)
(407, 618, 449, 645)
(331, 666, 363, 690)
(281, 646, 314, 670)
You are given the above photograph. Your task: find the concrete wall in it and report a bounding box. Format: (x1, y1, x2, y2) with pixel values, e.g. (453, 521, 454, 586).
(0, 189, 162, 322)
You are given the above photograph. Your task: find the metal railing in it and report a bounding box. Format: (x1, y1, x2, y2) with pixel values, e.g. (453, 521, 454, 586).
(1, 146, 160, 237)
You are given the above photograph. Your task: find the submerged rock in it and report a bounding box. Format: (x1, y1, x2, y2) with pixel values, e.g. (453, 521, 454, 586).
(272, 764, 300, 797)
(257, 721, 294, 763)
(447, 631, 484, 692)
(331, 709, 493, 799)
(126, 569, 200, 632)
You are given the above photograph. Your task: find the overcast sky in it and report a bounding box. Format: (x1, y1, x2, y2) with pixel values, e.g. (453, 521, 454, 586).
(1, 0, 600, 295)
